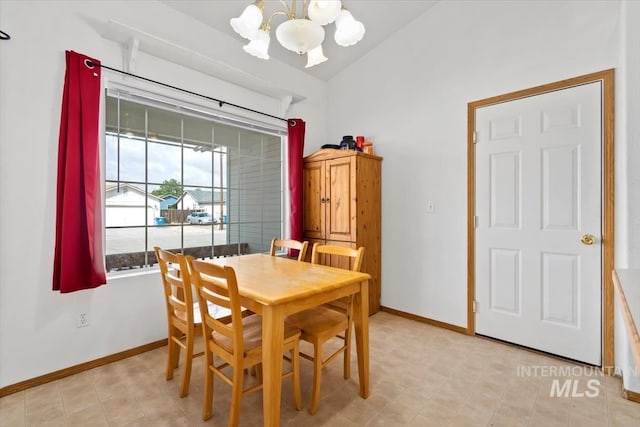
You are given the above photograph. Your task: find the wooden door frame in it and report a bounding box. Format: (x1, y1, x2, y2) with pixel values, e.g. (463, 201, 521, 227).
(467, 69, 615, 371)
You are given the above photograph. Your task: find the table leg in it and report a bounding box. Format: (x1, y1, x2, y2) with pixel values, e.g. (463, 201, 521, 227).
(262, 305, 285, 427)
(352, 279, 370, 398)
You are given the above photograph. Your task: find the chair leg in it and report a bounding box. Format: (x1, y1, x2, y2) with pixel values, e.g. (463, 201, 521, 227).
(291, 345, 302, 411)
(166, 339, 175, 380)
(309, 343, 323, 415)
(174, 331, 183, 370)
(228, 364, 244, 427)
(254, 363, 263, 383)
(166, 332, 180, 380)
(202, 358, 214, 421)
(179, 330, 195, 397)
(344, 325, 352, 380)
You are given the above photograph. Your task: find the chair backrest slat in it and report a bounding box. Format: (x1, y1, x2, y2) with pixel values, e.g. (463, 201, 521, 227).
(155, 247, 196, 329)
(310, 244, 365, 272)
(270, 238, 309, 262)
(189, 258, 244, 355)
(310, 244, 365, 312)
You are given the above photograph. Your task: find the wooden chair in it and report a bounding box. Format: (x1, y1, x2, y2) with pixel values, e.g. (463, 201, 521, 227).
(269, 238, 309, 262)
(155, 246, 205, 398)
(188, 257, 303, 426)
(285, 243, 365, 414)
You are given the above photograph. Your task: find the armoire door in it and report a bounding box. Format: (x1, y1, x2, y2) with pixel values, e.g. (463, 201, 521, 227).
(325, 157, 357, 242)
(302, 160, 324, 240)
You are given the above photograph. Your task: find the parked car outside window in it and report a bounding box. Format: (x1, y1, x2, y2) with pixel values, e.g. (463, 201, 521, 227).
(186, 212, 213, 224)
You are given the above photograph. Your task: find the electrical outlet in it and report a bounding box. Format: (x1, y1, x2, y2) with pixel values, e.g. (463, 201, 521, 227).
(77, 312, 89, 328)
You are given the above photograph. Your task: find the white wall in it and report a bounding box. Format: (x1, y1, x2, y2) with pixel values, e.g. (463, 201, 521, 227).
(325, 0, 624, 328)
(614, 0, 640, 387)
(0, 0, 327, 387)
(623, 0, 640, 269)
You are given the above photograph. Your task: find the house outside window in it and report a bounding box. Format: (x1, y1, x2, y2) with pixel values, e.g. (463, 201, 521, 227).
(104, 89, 284, 272)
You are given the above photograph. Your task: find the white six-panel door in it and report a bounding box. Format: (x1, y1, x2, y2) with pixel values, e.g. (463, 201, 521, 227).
(475, 82, 602, 365)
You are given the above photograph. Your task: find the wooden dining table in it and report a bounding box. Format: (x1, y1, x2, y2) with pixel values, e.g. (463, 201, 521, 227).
(208, 253, 371, 427)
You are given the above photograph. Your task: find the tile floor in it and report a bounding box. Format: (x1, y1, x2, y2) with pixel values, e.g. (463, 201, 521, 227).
(1, 311, 639, 426)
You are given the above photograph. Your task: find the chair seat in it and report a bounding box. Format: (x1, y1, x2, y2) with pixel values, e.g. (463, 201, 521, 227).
(212, 314, 301, 355)
(286, 306, 349, 338)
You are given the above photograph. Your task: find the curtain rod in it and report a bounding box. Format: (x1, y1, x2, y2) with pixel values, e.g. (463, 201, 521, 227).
(85, 60, 289, 124)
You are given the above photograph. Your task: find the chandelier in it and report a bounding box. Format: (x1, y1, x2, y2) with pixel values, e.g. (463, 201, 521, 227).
(230, 0, 365, 68)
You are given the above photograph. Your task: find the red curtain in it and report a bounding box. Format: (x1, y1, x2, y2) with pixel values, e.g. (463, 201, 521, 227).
(53, 51, 106, 293)
(287, 119, 305, 257)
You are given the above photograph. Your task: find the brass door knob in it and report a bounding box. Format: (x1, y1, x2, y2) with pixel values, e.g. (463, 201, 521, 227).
(581, 234, 596, 245)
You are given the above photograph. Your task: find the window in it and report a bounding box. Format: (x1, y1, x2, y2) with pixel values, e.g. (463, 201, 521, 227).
(104, 89, 284, 272)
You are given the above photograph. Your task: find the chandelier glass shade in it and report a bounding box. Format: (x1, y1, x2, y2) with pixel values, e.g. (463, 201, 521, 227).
(243, 29, 271, 59)
(305, 45, 328, 68)
(230, 0, 365, 68)
(230, 4, 263, 40)
(276, 19, 325, 54)
(334, 9, 365, 46)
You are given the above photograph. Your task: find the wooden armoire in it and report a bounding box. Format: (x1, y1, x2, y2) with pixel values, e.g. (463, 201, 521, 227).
(302, 149, 382, 314)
